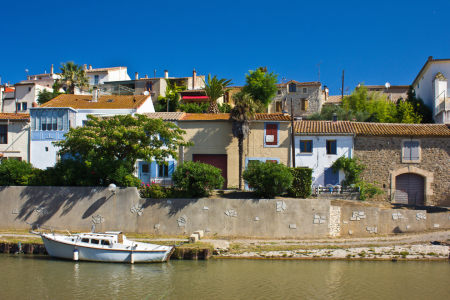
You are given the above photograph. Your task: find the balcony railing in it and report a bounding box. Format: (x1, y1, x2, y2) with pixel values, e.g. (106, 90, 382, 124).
(436, 99, 450, 115)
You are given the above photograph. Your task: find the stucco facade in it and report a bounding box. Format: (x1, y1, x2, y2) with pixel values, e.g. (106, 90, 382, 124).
(0, 114, 30, 162)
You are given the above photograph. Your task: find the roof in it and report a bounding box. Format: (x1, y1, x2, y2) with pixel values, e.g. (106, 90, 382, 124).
(0, 113, 30, 121)
(365, 85, 410, 90)
(294, 121, 354, 134)
(412, 56, 450, 86)
(40, 94, 150, 110)
(140, 112, 186, 121)
(325, 95, 343, 104)
(353, 123, 450, 137)
(180, 113, 291, 121)
(180, 89, 206, 93)
(277, 80, 321, 87)
(85, 67, 126, 73)
(3, 87, 14, 93)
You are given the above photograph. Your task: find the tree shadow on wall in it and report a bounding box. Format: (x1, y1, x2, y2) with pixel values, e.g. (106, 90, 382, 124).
(141, 198, 200, 218)
(15, 186, 108, 225)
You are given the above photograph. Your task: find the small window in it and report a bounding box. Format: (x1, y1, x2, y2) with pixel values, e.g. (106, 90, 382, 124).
(146, 82, 152, 91)
(81, 238, 89, 243)
(28, 87, 32, 92)
(402, 140, 420, 163)
(142, 164, 149, 173)
(275, 101, 282, 112)
(289, 83, 296, 93)
(90, 239, 100, 244)
(302, 88, 307, 93)
(45, 147, 48, 152)
(301, 99, 308, 111)
(300, 140, 312, 153)
(326, 140, 337, 155)
(22, 103, 28, 111)
(16, 103, 21, 111)
(101, 240, 110, 246)
(277, 90, 281, 95)
(158, 163, 169, 177)
(265, 123, 278, 146)
(0, 125, 7, 144)
(94, 75, 99, 85)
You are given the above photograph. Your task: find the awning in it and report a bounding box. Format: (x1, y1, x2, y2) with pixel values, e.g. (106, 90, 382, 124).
(182, 96, 208, 100)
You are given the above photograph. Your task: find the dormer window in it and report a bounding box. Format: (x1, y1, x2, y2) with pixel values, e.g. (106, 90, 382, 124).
(289, 83, 296, 93)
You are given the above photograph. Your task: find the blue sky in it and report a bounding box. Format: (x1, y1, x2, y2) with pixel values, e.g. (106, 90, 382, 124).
(2, 0, 449, 95)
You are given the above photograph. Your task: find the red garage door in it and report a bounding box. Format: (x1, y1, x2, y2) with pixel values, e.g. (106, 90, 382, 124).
(193, 154, 227, 189)
(395, 173, 424, 205)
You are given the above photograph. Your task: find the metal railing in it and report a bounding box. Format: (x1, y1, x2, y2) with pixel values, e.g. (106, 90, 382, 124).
(313, 186, 359, 195)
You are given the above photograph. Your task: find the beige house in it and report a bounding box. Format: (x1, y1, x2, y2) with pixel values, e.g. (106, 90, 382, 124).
(0, 113, 30, 162)
(177, 113, 292, 188)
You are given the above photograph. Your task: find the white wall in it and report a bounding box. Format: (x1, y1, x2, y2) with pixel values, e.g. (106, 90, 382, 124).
(75, 109, 135, 126)
(0, 121, 30, 161)
(295, 135, 353, 186)
(135, 97, 155, 113)
(30, 140, 59, 169)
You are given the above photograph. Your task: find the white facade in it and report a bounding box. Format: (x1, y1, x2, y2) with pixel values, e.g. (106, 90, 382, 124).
(295, 135, 354, 187)
(3, 83, 52, 113)
(0, 118, 30, 162)
(86, 67, 131, 86)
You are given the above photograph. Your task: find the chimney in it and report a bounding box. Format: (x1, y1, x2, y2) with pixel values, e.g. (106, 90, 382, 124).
(144, 74, 148, 79)
(135, 72, 139, 80)
(164, 70, 168, 79)
(89, 64, 92, 70)
(193, 68, 197, 89)
(32, 102, 38, 108)
(50, 64, 54, 74)
(332, 113, 337, 122)
(323, 85, 328, 100)
(92, 87, 98, 102)
(428, 56, 433, 61)
(154, 70, 156, 78)
(84, 64, 87, 70)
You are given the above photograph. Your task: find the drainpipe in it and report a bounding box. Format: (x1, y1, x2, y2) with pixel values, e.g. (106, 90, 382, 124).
(291, 98, 295, 168)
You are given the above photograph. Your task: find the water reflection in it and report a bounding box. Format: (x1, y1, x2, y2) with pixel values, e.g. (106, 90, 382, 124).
(1, 254, 449, 299)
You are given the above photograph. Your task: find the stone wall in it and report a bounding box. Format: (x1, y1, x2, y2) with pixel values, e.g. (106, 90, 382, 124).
(268, 85, 324, 117)
(354, 136, 450, 206)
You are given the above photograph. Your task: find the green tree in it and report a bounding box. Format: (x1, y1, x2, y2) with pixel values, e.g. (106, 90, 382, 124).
(202, 74, 233, 114)
(37, 88, 64, 105)
(242, 67, 278, 110)
(243, 161, 293, 198)
(57, 61, 90, 94)
(154, 79, 186, 112)
(396, 100, 422, 123)
(231, 92, 258, 190)
(53, 114, 192, 185)
(405, 86, 433, 123)
(0, 159, 36, 186)
(179, 103, 209, 113)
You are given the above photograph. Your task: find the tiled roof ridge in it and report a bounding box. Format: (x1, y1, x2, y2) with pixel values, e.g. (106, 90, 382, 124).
(0, 113, 30, 120)
(40, 94, 150, 109)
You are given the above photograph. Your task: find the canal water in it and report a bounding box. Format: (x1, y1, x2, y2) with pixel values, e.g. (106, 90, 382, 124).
(1, 254, 449, 299)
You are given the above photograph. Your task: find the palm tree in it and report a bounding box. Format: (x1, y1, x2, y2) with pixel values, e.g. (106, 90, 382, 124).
(58, 62, 90, 94)
(202, 74, 233, 114)
(231, 92, 258, 190)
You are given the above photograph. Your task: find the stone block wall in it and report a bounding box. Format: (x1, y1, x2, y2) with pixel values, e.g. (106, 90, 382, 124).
(354, 136, 450, 206)
(268, 85, 324, 117)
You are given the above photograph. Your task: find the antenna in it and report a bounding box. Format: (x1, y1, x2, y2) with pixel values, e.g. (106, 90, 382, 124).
(316, 61, 322, 82)
(25, 69, 29, 78)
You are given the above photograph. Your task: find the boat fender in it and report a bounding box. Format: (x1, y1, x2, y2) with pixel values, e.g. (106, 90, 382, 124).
(73, 249, 79, 261)
(130, 252, 134, 264)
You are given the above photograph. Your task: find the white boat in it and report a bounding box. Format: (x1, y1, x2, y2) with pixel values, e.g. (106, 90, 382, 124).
(30, 226, 175, 263)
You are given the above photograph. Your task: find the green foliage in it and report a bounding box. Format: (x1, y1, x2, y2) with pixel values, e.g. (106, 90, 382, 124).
(154, 79, 186, 112)
(396, 100, 422, 123)
(57, 61, 89, 94)
(37, 89, 64, 105)
(242, 67, 278, 108)
(331, 156, 383, 201)
(202, 74, 233, 112)
(139, 182, 167, 198)
(405, 86, 433, 123)
(179, 103, 208, 113)
(0, 159, 36, 186)
(287, 168, 313, 198)
(243, 161, 293, 198)
(172, 161, 224, 198)
(218, 103, 232, 113)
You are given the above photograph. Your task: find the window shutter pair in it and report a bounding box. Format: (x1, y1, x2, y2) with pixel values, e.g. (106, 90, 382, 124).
(403, 141, 419, 160)
(266, 124, 278, 145)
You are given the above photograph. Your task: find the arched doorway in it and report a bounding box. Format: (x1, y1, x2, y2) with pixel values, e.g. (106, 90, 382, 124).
(395, 173, 424, 205)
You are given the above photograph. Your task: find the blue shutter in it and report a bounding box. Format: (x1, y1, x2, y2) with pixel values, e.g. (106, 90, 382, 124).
(310, 140, 313, 152)
(324, 167, 339, 185)
(168, 161, 175, 176)
(151, 162, 158, 178)
(300, 140, 305, 152)
(333, 140, 337, 154)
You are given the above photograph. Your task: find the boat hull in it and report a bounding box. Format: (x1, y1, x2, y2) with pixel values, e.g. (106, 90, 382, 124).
(42, 235, 174, 263)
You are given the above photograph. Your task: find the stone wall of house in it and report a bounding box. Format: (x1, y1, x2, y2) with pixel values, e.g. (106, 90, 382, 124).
(354, 136, 450, 206)
(268, 85, 324, 117)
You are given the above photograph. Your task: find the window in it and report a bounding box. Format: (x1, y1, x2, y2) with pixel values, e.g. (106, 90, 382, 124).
(28, 87, 32, 92)
(277, 90, 281, 95)
(300, 140, 312, 153)
(302, 88, 307, 93)
(289, 83, 296, 93)
(264, 123, 279, 147)
(402, 140, 420, 163)
(158, 162, 169, 177)
(57, 110, 64, 130)
(45, 147, 48, 152)
(146, 82, 152, 91)
(41, 111, 47, 130)
(101, 240, 110, 246)
(142, 164, 149, 173)
(275, 101, 282, 112)
(326, 140, 337, 155)
(94, 75, 99, 85)
(90, 239, 100, 244)
(16, 103, 21, 111)
(0, 125, 7, 144)
(81, 238, 89, 243)
(52, 111, 57, 130)
(22, 103, 27, 111)
(301, 99, 308, 111)
(159, 134, 168, 145)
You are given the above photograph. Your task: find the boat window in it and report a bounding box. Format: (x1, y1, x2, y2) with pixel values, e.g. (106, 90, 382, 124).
(81, 238, 89, 243)
(101, 240, 110, 246)
(90, 239, 100, 244)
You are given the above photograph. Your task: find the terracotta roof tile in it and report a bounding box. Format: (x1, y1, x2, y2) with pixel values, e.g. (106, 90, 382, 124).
(140, 112, 186, 121)
(325, 95, 343, 104)
(3, 87, 14, 93)
(277, 80, 321, 87)
(353, 122, 450, 137)
(180, 113, 291, 121)
(40, 94, 150, 110)
(0, 113, 30, 120)
(294, 121, 354, 134)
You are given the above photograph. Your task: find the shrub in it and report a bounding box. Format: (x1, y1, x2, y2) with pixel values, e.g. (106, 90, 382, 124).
(139, 182, 167, 198)
(172, 161, 224, 198)
(0, 159, 35, 186)
(287, 167, 313, 198)
(243, 161, 293, 198)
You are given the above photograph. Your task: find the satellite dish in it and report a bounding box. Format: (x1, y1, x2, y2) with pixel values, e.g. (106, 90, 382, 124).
(385, 82, 391, 89)
(143, 91, 149, 95)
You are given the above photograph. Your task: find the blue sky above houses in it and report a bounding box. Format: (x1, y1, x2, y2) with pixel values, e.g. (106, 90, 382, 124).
(2, 0, 449, 95)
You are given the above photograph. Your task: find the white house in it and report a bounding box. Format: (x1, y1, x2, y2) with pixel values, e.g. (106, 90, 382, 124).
(0, 113, 30, 162)
(412, 56, 450, 123)
(3, 82, 53, 113)
(83, 64, 130, 86)
(29, 93, 154, 169)
(294, 120, 354, 187)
